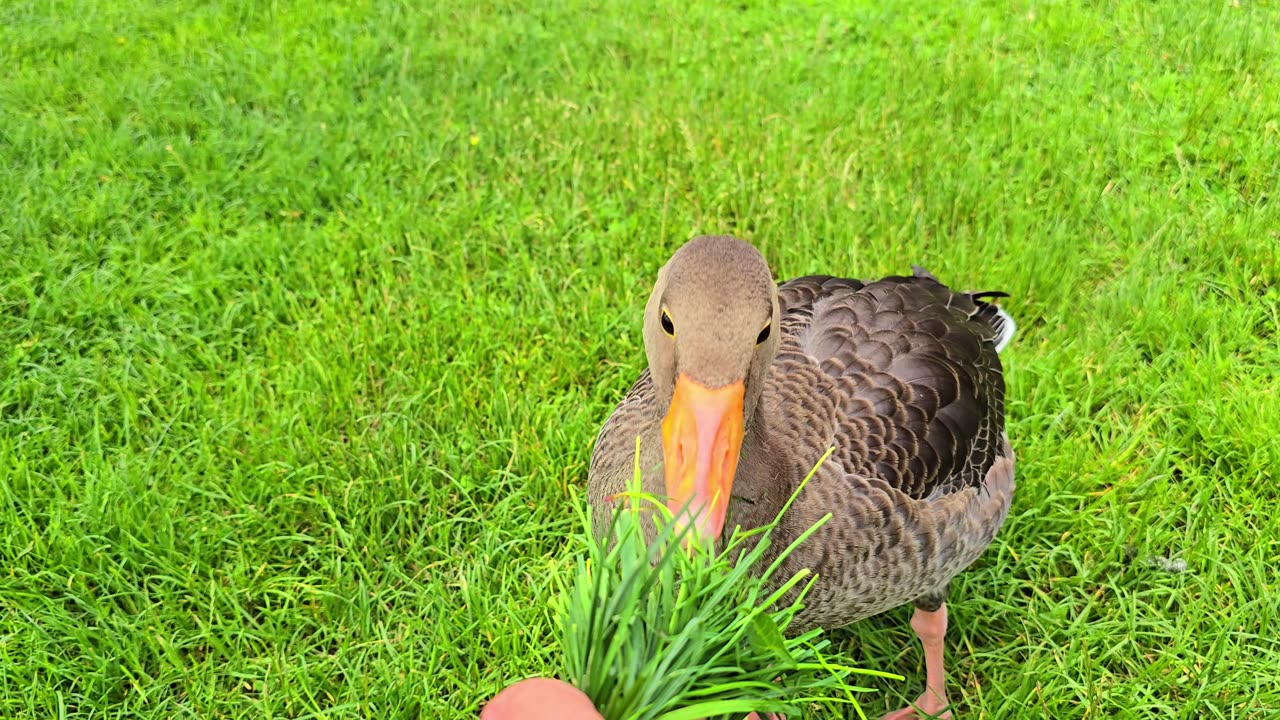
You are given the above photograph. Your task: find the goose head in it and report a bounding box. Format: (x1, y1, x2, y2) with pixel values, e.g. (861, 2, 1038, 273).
(642, 235, 780, 542)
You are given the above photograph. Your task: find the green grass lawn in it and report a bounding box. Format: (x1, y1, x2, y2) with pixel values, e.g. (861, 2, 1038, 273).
(2, 0, 1278, 718)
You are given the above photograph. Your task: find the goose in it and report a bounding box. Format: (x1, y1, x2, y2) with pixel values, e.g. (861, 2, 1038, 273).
(586, 235, 1017, 719)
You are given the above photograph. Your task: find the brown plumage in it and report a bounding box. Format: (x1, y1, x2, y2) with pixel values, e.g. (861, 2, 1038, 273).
(586, 235, 1017, 719)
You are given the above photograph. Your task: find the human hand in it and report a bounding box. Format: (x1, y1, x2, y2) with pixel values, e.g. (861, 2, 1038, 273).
(480, 677, 603, 720)
(480, 676, 776, 720)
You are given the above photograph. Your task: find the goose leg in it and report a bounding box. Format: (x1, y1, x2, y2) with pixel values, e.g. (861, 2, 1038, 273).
(883, 597, 952, 719)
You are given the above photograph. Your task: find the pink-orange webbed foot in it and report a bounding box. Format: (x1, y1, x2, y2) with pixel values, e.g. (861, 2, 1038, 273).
(882, 692, 950, 720)
(882, 603, 952, 719)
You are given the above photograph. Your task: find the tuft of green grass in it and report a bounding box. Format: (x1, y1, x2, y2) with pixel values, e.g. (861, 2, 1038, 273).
(560, 445, 898, 720)
(1, 0, 1278, 718)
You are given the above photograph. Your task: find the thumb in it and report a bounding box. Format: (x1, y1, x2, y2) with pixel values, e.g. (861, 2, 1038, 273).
(480, 677, 604, 720)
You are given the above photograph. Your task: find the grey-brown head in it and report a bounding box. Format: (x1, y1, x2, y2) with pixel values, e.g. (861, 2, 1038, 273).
(641, 235, 780, 541)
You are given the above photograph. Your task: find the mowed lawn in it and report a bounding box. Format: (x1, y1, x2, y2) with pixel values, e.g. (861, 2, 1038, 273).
(2, 0, 1278, 718)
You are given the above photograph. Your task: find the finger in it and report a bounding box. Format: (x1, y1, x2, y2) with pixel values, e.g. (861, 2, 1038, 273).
(480, 677, 604, 720)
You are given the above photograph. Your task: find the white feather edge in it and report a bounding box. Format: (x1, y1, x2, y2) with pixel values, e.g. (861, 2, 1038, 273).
(992, 305, 1017, 354)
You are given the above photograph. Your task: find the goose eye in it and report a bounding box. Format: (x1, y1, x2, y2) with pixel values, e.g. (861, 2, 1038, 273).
(660, 310, 675, 336)
(756, 321, 771, 345)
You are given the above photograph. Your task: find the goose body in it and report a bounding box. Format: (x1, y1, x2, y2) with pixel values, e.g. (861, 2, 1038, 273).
(586, 236, 1016, 719)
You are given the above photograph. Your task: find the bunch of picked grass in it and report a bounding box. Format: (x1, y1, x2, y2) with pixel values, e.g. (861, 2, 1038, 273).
(559, 445, 899, 720)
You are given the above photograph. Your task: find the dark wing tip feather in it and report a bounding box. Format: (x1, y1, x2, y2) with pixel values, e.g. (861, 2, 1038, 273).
(971, 290, 1010, 301)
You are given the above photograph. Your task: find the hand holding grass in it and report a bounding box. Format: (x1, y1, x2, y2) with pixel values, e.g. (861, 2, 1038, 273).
(491, 446, 889, 720)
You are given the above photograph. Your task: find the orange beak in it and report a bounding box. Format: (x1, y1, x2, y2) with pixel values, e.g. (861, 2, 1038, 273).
(660, 373, 745, 542)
